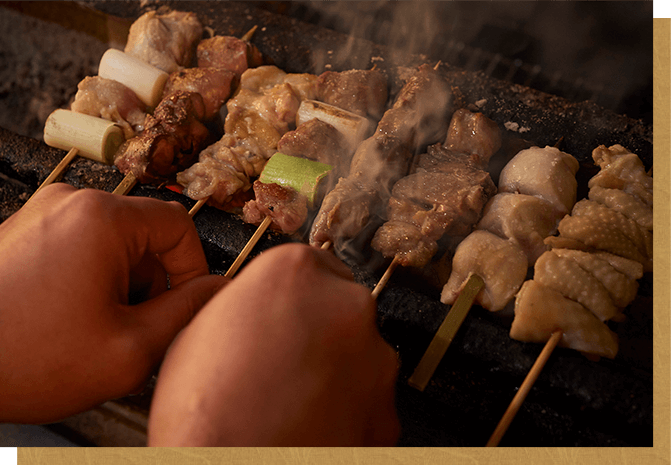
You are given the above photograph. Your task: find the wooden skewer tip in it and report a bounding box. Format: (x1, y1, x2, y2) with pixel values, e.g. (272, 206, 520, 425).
(485, 330, 563, 447)
(224, 215, 273, 278)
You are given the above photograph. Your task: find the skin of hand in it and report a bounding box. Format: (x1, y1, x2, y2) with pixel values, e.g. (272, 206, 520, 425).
(147, 243, 401, 446)
(0, 184, 228, 424)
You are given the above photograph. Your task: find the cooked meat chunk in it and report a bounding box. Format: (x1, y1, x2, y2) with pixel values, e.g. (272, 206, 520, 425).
(386, 162, 495, 239)
(124, 10, 203, 74)
(276, 119, 349, 175)
(310, 64, 452, 249)
(498, 146, 580, 215)
(476, 193, 562, 266)
(371, 220, 439, 268)
(571, 199, 652, 260)
(316, 68, 388, 119)
(70, 76, 147, 139)
(162, 67, 236, 120)
(511, 280, 619, 359)
(551, 248, 640, 309)
(440, 230, 528, 312)
(443, 108, 502, 169)
(589, 186, 652, 231)
(197, 35, 263, 77)
(177, 66, 318, 209)
(114, 91, 209, 185)
(589, 144, 652, 207)
(533, 250, 620, 322)
(242, 181, 308, 234)
(371, 143, 496, 267)
(554, 210, 650, 270)
(176, 139, 258, 208)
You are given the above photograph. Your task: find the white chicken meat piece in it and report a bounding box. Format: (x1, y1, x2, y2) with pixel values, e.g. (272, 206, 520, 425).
(124, 10, 203, 74)
(441, 230, 528, 312)
(498, 146, 579, 215)
(511, 280, 619, 359)
(589, 185, 653, 231)
(70, 76, 147, 139)
(534, 250, 619, 322)
(476, 193, 563, 266)
(589, 144, 652, 207)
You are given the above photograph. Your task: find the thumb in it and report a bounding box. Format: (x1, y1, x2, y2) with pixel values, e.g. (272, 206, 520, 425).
(129, 274, 230, 361)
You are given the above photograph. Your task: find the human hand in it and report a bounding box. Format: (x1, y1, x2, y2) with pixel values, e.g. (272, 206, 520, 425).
(0, 184, 227, 423)
(147, 243, 400, 446)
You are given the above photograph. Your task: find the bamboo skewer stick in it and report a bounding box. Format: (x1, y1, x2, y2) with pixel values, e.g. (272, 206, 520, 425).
(486, 330, 563, 447)
(29, 148, 79, 200)
(224, 215, 272, 278)
(371, 255, 400, 299)
(188, 198, 208, 217)
(112, 172, 138, 196)
(407, 273, 485, 391)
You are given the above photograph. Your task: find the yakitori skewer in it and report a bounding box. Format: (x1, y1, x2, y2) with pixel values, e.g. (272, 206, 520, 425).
(39, 110, 126, 200)
(39, 50, 169, 198)
(405, 140, 577, 392)
(222, 152, 333, 276)
(484, 143, 651, 446)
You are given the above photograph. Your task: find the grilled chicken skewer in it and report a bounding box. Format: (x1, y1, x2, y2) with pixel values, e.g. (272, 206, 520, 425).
(37, 50, 169, 198)
(408, 142, 580, 391)
(370, 108, 500, 295)
(181, 66, 385, 218)
(114, 24, 262, 196)
(486, 144, 652, 446)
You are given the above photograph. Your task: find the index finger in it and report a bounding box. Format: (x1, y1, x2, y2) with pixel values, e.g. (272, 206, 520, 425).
(112, 196, 209, 288)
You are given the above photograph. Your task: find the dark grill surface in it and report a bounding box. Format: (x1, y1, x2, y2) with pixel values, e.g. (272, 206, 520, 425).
(0, 1, 653, 447)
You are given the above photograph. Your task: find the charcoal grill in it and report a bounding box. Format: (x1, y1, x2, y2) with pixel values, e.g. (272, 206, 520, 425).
(0, 1, 655, 447)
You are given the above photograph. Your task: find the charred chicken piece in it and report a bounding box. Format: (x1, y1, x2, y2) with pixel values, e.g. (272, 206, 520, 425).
(197, 35, 263, 77)
(371, 145, 496, 268)
(242, 180, 309, 234)
(114, 91, 209, 185)
(177, 66, 318, 211)
(124, 10, 203, 74)
(276, 118, 349, 175)
(316, 68, 388, 120)
(371, 108, 500, 268)
(162, 67, 236, 121)
(309, 63, 452, 249)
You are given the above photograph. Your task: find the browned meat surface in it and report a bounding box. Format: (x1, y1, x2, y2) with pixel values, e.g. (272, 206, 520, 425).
(443, 108, 502, 168)
(197, 35, 263, 77)
(177, 66, 318, 209)
(316, 68, 388, 119)
(242, 180, 308, 234)
(176, 139, 257, 209)
(70, 76, 147, 139)
(162, 67, 236, 120)
(124, 10, 203, 74)
(371, 220, 439, 269)
(310, 64, 451, 249)
(114, 91, 209, 184)
(276, 119, 350, 183)
(372, 145, 496, 267)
